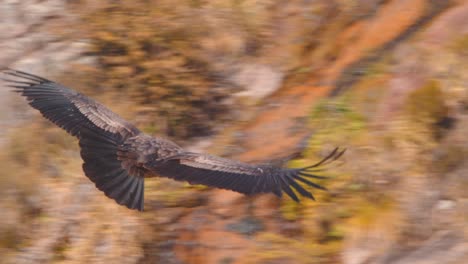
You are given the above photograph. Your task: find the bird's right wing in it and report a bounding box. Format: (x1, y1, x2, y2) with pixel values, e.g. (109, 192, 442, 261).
(150, 148, 345, 201)
(1, 69, 140, 138)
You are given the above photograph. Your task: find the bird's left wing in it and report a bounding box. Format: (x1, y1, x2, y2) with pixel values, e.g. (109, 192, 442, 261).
(149, 148, 345, 201)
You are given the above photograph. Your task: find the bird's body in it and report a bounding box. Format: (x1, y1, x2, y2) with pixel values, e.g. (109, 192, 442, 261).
(1, 69, 344, 211)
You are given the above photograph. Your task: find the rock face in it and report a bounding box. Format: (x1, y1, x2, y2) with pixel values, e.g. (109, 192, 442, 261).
(0, 0, 87, 71)
(233, 63, 284, 99)
(2, 1, 468, 264)
(0, 0, 88, 144)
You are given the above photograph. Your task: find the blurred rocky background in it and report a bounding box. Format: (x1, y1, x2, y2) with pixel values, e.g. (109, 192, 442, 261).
(1, 0, 468, 263)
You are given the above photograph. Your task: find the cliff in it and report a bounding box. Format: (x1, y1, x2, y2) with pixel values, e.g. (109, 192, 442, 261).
(1, 1, 467, 263)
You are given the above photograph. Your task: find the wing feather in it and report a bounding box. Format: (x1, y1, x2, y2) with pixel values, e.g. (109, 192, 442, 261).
(2, 69, 145, 211)
(1, 69, 140, 138)
(150, 149, 344, 202)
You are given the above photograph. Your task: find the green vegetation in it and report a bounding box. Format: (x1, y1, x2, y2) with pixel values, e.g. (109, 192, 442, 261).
(263, 93, 392, 262)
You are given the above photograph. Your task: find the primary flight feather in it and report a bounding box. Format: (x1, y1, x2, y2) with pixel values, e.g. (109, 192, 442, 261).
(1, 69, 344, 211)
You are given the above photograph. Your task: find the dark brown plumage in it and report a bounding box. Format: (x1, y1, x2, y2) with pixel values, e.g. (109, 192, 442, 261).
(1, 69, 345, 211)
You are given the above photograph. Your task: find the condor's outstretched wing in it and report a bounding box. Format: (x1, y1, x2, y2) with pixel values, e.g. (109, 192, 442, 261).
(1, 69, 145, 211)
(1, 69, 140, 138)
(151, 147, 345, 201)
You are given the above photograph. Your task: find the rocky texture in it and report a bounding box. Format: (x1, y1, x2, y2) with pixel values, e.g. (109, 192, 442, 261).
(2, 1, 468, 264)
(233, 63, 284, 99)
(173, 1, 468, 264)
(0, 0, 88, 70)
(0, 0, 90, 144)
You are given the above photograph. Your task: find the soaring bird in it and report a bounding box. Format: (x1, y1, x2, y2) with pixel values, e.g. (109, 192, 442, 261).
(1, 69, 344, 211)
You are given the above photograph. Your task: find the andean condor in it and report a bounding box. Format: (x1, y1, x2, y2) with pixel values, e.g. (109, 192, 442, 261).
(1, 69, 344, 211)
